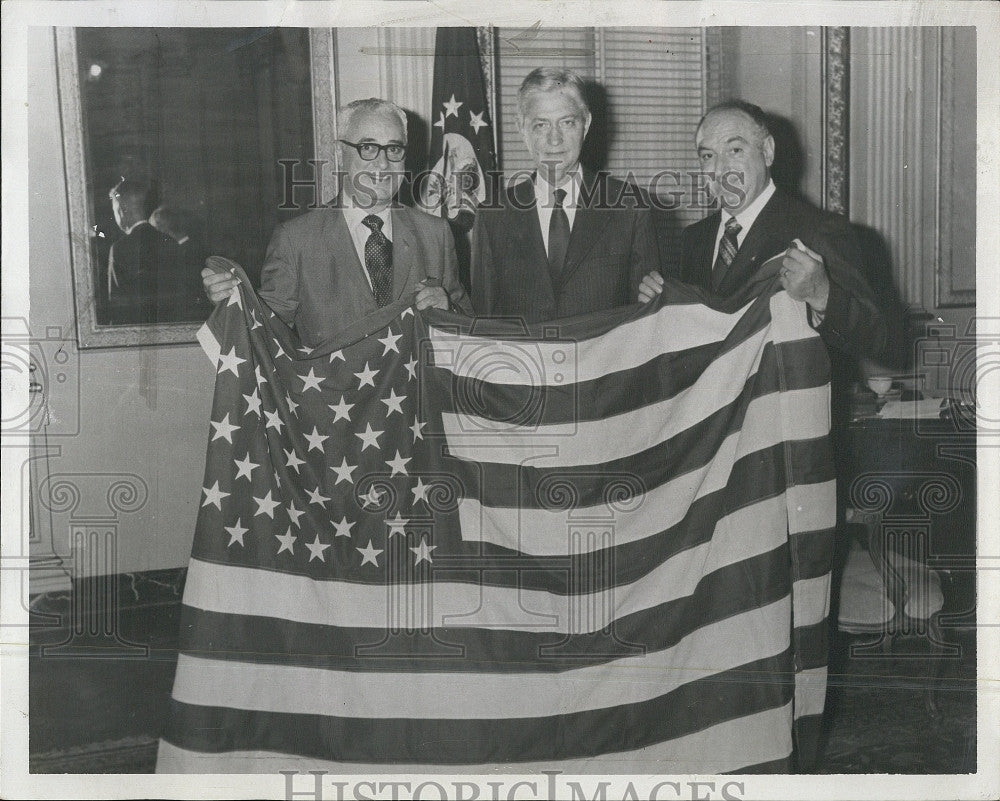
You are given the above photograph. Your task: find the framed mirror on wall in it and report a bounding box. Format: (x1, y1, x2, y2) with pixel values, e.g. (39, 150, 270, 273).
(55, 27, 337, 348)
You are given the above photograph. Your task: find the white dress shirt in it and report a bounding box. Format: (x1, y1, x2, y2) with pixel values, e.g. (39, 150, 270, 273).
(534, 166, 581, 257)
(342, 196, 393, 292)
(710, 179, 777, 268)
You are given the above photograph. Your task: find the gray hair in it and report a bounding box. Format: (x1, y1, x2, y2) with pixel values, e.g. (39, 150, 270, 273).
(516, 67, 589, 121)
(338, 98, 408, 140)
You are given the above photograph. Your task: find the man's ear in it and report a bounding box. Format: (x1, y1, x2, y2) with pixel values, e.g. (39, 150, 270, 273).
(583, 111, 593, 139)
(763, 134, 775, 167)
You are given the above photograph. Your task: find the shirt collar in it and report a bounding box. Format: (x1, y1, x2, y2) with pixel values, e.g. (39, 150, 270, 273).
(726, 179, 776, 232)
(342, 193, 392, 239)
(534, 164, 582, 208)
(124, 219, 151, 235)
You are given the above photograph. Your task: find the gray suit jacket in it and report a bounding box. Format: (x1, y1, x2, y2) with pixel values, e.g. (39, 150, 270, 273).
(259, 205, 472, 347)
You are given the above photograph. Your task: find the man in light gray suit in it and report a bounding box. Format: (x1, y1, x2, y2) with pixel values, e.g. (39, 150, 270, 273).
(202, 98, 472, 347)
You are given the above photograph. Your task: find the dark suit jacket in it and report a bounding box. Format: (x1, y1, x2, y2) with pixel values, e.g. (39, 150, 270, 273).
(107, 221, 179, 325)
(470, 171, 658, 323)
(258, 204, 472, 347)
(677, 189, 890, 360)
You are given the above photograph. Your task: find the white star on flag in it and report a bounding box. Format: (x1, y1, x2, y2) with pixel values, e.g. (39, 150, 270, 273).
(469, 109, 487, 134)
(234, 453, 259, 481)
(359, 486, 384, 509)
(303, 426, 329, 452)
(243, 389, 262, 417)
(386, 512, 409, 538)
(250, 308, 261, 329)
(410, 536, 436, 565)
(357, 540, 383, 567)
(443, 93, 462, 117)
(328, 396, 353, 423)
(386, 450, 411, 477)
(333, 517, 355, 538)
(331, 457, 357, 485)
(225, 519, 249, 547)
(305, 535, 331, 562)
(411, 477, 431, 504)
(255, 365, 268, 386)
(210, 413, 240, 444)
(253, 490, 281, 518)
(355, 423, 384, 451)
(226, 288, 243, 308)
(217, 346, 246, 376)
(202, 481, 229, 510)
(433, 111, 446, 131)
(378, 330, 402, 355)
(404, 357, 418, 380)
(286, 501, 305, 527)
(300, 368, 324, 393)
(275, 528, 297, 555)
(284, 392, 299, 415)
(306, 486, 330, 507)
(401, 306, 414, 318)
(381, 389, 405, 416)
(354, 362, 378, 389)
(298, 345, 315, 355)
(274, 342, 287, 361)
(410, 419, 426, 441)
(284, 447, 306, 473)
(329, 349, 345, 364)
(264, 409, 285, 434)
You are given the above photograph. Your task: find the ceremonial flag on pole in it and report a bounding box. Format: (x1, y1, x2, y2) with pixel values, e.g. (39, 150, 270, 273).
(159, 259, 835, 774)
(420, 27, 498, 291)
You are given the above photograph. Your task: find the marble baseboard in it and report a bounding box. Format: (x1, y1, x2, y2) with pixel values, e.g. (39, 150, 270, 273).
(29, 567, 186, 621)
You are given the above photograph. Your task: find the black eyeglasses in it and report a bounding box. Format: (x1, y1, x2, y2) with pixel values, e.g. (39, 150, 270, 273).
(339, 139, 407, 163)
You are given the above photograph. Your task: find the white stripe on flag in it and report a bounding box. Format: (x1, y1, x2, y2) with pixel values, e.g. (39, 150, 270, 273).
(197, 320, 221, 367)
(787, 480, 837, 535)
(442, 327, 773, 466)
(156, 702, 793, 774)
(170, 597, 791, 720)
(183, 497, 787, 631)
(768, 291, 819, 344)
(428, 300, 756, 387)
(793, 573, 832, 628)
(794, 665, 829, 719)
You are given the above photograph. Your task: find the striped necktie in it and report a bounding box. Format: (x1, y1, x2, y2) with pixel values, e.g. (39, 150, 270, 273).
(712, 216, 742, 289)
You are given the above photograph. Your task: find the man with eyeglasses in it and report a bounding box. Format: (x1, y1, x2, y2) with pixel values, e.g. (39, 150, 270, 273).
(201, 98, 471, 346)
(470, 67, 658, 323)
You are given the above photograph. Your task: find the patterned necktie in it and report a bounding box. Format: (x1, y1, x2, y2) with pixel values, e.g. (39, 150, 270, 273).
(712, 216, 742, 289)
(547, 187, 571, 284)
(362, 215, 393, 308)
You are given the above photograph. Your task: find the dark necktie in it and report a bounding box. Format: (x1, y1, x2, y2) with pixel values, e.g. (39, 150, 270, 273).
(547, 187, 571, 284)
(362, 214, 393, 308)
(712, 216, 742, 290)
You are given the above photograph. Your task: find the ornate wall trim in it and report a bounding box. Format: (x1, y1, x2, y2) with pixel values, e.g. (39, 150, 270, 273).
(821, 27, 850, 215)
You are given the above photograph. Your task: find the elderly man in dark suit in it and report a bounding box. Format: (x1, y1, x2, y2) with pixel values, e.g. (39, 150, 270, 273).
(471, 67, 658, 324)
(202, 98, 472, 347)
(638, 99, 889, 360)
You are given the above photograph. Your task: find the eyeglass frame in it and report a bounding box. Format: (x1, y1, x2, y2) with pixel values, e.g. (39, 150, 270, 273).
(338, 139, 407, 163)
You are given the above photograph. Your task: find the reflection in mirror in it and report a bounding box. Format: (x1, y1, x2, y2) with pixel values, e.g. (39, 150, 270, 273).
(62, 28, 317, 345)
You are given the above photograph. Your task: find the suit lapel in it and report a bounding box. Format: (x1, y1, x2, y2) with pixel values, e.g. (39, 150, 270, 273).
(691, 212, 720, 288)
(714, 193, 788, 295)
(389, 208, 417, 301)
(325, 208, 374, 306)
(507, 179, 556, 303)
(559, 203, 602, 289)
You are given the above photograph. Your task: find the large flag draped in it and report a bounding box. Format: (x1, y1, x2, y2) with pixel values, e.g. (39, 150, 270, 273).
(158, 263, 835, 774)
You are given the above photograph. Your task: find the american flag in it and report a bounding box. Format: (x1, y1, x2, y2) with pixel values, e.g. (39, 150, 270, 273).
(158, 261, 834, 773)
